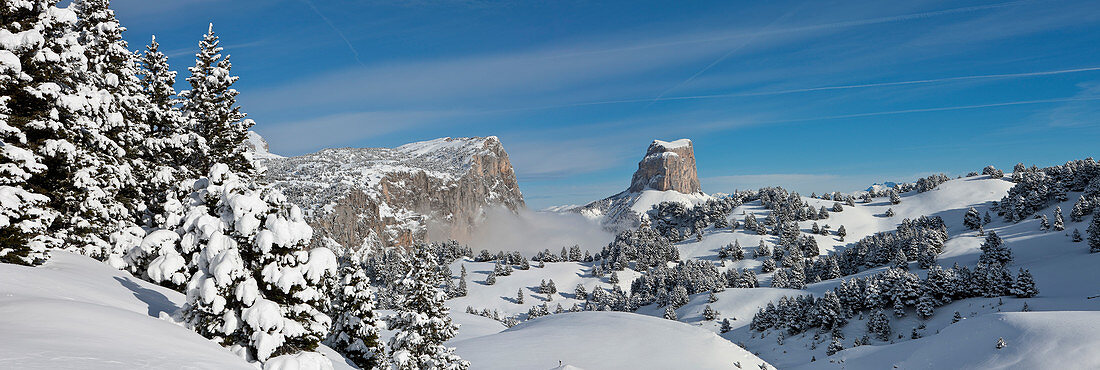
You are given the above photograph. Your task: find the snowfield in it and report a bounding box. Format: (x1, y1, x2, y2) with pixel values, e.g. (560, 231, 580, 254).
(0, 252, 351, 370)
(451, 311, 768, 370)
(807, 311, 1100, 369)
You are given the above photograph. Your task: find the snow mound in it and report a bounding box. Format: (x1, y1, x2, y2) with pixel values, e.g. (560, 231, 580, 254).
(809, 311, 1100, 369)
(0, 252, 252, 369)
(0, 251, 347, 369)
(451, 311, 769, 370)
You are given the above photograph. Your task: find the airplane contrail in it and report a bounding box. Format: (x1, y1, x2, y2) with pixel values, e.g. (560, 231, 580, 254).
(642, 1, 1023, 104)
(506, 65, 1100, 111)
(645, 5, 801, 106)
(302, 0, 365, 66)
(763, 96, 1100, 124)
(547, 1, 1023, 60)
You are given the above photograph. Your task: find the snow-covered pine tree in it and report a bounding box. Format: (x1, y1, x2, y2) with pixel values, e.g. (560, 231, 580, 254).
(720, 318, 732, 333)
(73, 0, 149, 225)
(0, 1, 64, 266)
(180, 24, 254, 175)
(703, 305, 718, 320)
(963, 207, 982, 230)
(867, 309, 891, 341)
(1040, 215, 1050, 231)
(885, 208, 895, 217)
(1089, 214, 1100, 253)
(979, 231, 1013, 266)
(826, 336, 844, 356)
(1072, 228, 1083, 242)
(328, 260, 385, 370)
(1011, 269, 1038, 298)
(453, 267, 468, 297)
(134, 35, 205, 226)
(1071, 197, 1088, 223)
(1053, 206, 1066, 232)
(889, 190, 901, 205)
(1, 0, 138, 265)
(663, 306, 678, 320)
(180, 164, 336, 362)
(386, 245, 468, 370)
(892, 249, 908, 270)
(761, 257, 777, 273)
(916, 293, 934, 320)
(816, 291, 846, 329)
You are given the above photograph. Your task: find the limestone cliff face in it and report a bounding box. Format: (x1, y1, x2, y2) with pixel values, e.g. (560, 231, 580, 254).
(258, 136, 525, 251)
(628, 139, 701, 193)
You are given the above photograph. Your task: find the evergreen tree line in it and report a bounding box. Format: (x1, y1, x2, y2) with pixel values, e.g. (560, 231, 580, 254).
(750, 232, 1036, 347)
(993, 159, 1100, 222)
(647, 194, 749, 241)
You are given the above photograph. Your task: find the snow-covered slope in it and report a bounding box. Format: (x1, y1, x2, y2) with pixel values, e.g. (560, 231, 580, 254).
(451, 311, 769, 370)
(0, 252, 351, 370)
(449, 174, 1100, 369)
(806, 311, 1100, 369)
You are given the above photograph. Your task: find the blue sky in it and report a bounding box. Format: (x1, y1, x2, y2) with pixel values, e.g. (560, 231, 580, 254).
(109, 0, 1100, 209)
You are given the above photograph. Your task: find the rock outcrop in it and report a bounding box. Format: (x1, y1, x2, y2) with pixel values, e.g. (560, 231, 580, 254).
(574, 139, 708, 231)
(628, 139, 701, 193)
(258, 136, 525, 251)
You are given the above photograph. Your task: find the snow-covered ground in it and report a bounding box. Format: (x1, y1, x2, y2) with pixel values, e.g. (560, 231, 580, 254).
(6, 174, 1100, 369)
(451, 175, 1100, 369)
(451, 311, 768, 370)
(0, 252, 352, 370)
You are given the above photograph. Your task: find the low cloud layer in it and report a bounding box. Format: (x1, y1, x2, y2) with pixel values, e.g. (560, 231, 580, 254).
(458, 207, 614, 256)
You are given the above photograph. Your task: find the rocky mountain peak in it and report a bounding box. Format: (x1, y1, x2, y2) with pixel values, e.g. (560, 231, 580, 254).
(256, 135, 525, 251)
(628, 139, 701, 193)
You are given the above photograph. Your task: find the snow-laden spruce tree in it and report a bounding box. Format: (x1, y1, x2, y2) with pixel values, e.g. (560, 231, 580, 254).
(978, 231, 1012, 266)
(0, 0, 141, 266)
(328, 258, 386, 370)
(1089, 214, 1100, 253)
(1011, 269, 1038, 298)
(0, 1, 57, 265)
(133, 35, 205, 226)
(386, 245, 469, 370)
(963, 207, 982, 230)
(180, 164, 337, 363)
(1053, 206, 1065, 232)
(180, 24, 253, 175)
